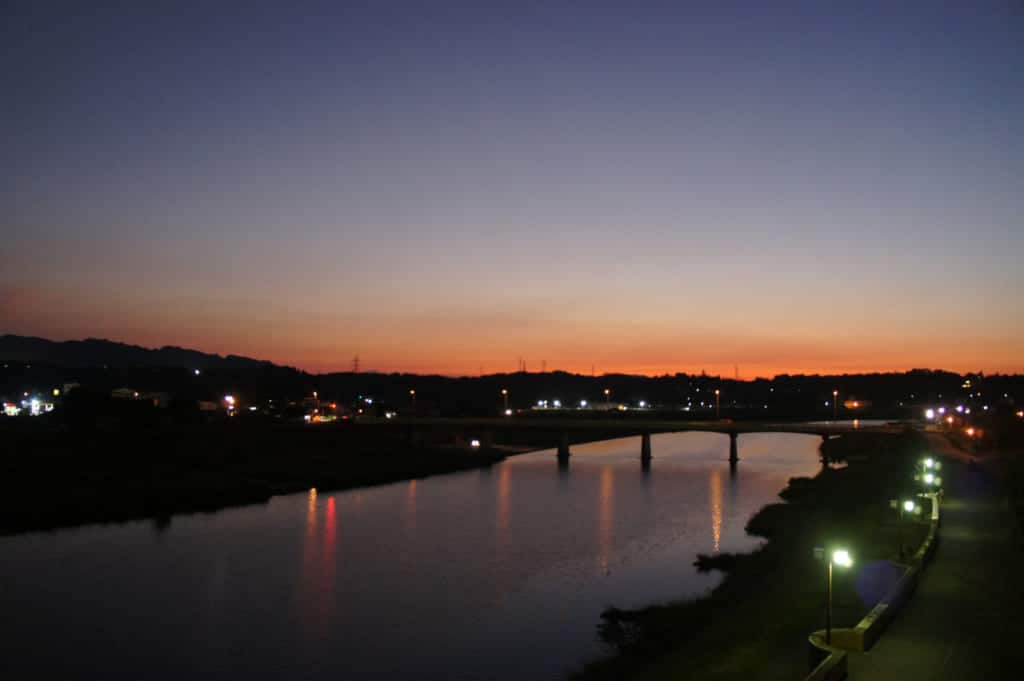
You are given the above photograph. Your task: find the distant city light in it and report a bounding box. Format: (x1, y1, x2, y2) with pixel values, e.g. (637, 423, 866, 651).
(639, 400, 646, 408)
(925, 408, 935, 421)
(470, 439, 481, 448)
(924, 473, 935, 485)
(224, 395, 235, 405)
(938, 407, 946, 415)
(903, 500, 916, 513)
(955, 405, 964, 413)
(504, 409, 512, 416)
(194, 369, 201, 376)
(579, 400, 588, 407)
(553, 399, 561, 408)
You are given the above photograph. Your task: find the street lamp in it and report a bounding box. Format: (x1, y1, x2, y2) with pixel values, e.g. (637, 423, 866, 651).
(501, 388, 509, 411)
(817, 547, 854, 644)
(715, 389, 721, 419)
(604, 388, 611, 407)
(832, 390, 838, 419)
(409, 389, 416, 411)
(893, 499, 920, 560)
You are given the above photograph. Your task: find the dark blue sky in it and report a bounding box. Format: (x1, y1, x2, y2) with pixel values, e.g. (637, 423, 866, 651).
(3, 1, 1022, 375)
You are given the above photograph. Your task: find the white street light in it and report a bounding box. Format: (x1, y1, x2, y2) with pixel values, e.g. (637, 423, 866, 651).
(817, 546, 854, 644)
(832, 549, 853, 568)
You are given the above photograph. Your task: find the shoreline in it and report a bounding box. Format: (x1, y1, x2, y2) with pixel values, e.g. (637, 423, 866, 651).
(570, 430, 928, 681)
(0, 423, 645, 537)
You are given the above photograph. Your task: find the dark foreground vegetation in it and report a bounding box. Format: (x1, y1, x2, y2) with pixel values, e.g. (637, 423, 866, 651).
(572, 430, 931, 681)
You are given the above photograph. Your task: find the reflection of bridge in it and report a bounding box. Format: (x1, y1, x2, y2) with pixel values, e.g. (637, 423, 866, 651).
(356, 417, 903, 464)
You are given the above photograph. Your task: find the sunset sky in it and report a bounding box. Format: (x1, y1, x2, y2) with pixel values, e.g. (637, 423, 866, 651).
(3, 1, 1022, 377)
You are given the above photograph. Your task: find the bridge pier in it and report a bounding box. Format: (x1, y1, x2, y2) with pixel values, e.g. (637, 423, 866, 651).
(640, 432, 652, 462)
(557, 431, 571, 460)
(729, 432, 739, 464)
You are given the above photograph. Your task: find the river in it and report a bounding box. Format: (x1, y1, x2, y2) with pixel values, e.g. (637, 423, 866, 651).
(0, 431, 823, 680)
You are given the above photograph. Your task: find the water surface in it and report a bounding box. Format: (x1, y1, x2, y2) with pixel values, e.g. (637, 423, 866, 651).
(0, 432, 822, 680)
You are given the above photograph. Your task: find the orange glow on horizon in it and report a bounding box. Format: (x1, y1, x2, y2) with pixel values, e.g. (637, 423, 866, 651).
(9, 300, 1023, 378)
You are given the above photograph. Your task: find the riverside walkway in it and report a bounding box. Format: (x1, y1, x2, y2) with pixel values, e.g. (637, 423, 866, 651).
(845, 433, 1024, 680)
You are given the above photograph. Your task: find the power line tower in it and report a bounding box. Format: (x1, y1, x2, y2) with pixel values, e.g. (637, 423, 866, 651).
(352, 355, 360, 373)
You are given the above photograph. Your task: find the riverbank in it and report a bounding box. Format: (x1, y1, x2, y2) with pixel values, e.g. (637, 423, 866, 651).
(571, 430, 930, 681)
(0, 419, 652, 536)
(0, 420, 515, 535)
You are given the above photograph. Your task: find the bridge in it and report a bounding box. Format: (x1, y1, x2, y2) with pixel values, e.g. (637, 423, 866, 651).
(352, 416, 904, 465)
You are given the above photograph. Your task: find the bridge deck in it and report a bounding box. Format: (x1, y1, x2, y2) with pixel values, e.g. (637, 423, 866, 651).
(351, 417, 901, 437)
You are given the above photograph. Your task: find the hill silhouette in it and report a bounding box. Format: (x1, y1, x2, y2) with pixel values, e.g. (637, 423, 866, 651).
(0, 335, 276, 370)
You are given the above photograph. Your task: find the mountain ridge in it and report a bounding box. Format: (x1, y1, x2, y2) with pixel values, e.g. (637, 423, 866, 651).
(0, 334, 278, 370)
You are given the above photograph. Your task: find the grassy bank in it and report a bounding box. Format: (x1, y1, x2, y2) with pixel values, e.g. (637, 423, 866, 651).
(0, 420, 515, 535)
(0, 418, 656, 536)
(571, 430, 931, 681)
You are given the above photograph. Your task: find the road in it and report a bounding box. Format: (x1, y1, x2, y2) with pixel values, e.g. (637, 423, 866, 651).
(845, 433, 1024, 680)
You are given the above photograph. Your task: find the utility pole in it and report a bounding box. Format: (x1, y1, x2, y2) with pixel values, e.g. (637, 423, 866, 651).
(353, 355, 360, 373)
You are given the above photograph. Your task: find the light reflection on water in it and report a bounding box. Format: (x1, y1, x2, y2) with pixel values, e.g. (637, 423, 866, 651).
(0, 432, 822, 681)
(710, 466, 723, 552)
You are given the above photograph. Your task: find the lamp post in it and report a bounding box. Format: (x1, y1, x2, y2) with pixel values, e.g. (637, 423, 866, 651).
(604, 388, 611, 408)
(715, 389, 721, 419)
(501, 388, 509, 412)
(894, 499, 919, 560)
(816, 547, 853, 644)
(833, 390, 838, 419)
(409, 389, 416, 411)
(918, 457, 942, 491)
